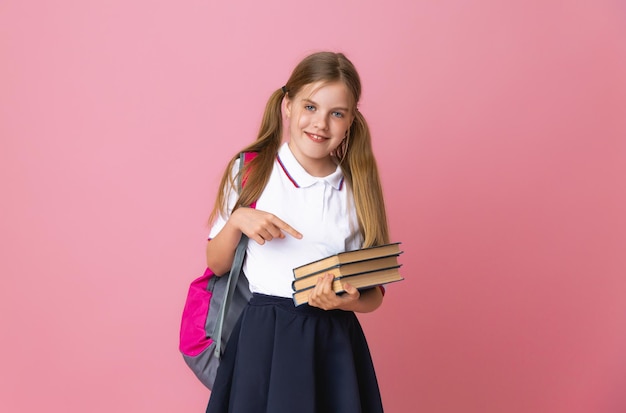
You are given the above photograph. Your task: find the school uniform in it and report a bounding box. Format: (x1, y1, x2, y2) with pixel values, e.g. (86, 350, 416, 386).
(206, 143, 384, 413)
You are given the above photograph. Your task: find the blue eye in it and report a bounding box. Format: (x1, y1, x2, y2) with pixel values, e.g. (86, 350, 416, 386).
(332, 111, 344, 118)
(304, 105, 315, 111)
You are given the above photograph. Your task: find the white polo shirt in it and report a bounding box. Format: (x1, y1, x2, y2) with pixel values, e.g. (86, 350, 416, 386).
(209, 142, 363, 298)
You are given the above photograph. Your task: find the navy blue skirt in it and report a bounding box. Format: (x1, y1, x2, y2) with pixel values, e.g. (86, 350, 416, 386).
(206, 294, 384, 413)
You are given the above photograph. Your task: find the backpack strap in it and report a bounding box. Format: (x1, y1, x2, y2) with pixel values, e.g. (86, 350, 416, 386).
(213, 151, 257, 357)
(239, 151, 258, 208)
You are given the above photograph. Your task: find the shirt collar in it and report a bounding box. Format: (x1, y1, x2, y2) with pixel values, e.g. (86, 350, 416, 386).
(277, 142, 345, 190)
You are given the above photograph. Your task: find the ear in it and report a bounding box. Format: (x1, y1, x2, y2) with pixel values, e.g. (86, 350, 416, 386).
(284, 95, 292, 119)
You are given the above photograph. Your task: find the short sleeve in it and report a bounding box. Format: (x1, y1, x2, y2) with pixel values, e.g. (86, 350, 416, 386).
(208, 158, 241, 239)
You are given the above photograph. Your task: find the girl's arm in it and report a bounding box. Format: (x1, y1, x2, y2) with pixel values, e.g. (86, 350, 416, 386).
(307, 273, 384, 313)
(206, 207, 302, 275)
(205, 210, 246, 276)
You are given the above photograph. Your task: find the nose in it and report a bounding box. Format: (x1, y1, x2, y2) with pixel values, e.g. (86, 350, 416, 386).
(314, 114, 328, 130)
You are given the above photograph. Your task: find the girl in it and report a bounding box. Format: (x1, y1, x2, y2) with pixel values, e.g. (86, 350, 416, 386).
(205, 51, 390, 413)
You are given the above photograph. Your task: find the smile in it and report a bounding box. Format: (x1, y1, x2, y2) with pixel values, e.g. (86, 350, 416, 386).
(305, 132, 329, 142)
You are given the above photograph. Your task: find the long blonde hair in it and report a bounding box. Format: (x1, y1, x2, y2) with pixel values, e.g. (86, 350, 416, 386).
(209, 52, 390, 247)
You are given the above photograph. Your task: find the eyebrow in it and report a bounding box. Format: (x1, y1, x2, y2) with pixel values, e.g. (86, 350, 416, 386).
(302, 98, 350, 112)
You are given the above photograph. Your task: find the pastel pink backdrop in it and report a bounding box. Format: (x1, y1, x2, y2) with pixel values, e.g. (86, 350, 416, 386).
(1, 1, 625, 412)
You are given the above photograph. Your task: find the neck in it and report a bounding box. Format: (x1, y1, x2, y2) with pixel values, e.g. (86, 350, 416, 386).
(287, 142, 337, 177)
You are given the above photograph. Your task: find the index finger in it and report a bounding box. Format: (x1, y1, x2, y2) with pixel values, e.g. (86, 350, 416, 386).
(271, 216, 303, 239)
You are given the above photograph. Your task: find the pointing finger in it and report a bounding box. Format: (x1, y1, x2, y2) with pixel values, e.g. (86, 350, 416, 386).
(272, 217, 303, 239)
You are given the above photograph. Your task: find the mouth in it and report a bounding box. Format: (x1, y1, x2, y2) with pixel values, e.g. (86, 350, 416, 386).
(305, 132, 329, 142)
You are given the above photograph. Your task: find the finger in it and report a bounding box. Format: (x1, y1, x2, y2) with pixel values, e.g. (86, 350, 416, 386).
(264, 225, 286, 241)
(271, 217, 303, 239)
(342, 282, 359, 298)
(317, 273, 334, 295)
(311, 275, 325, 298)
(260, 229, 275, 242)
(251, 234, 266, 245)
(324, 273, 335, 293)
(311, 275, 330, 301)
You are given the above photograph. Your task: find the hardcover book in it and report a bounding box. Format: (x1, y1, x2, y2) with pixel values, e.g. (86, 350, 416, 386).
(292, 266, 404, 306)
(292, 242, 402, 279)
(292, 255, 401, 292)
(291, 242, 404, 306)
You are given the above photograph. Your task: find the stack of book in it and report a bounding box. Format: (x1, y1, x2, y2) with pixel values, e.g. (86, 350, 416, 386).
(292, 242, 404, 306)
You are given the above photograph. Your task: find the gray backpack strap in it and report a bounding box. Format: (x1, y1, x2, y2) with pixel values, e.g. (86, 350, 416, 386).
(212, 152, 248, 357)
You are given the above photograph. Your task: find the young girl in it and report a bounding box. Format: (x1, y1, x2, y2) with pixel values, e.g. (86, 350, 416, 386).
(205, 51, 390, 413)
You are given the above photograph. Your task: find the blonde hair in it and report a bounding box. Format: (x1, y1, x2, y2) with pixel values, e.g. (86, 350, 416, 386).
(209, 52, 390, 247)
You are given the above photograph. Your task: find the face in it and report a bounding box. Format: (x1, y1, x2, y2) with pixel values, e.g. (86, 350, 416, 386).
(285, 81, 354, 177)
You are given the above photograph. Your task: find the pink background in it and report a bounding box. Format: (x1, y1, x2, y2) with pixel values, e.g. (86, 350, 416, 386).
(2, 1, 626, 412)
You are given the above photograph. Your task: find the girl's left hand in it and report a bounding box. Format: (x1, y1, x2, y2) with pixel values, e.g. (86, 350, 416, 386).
(307, 273, 360, 311)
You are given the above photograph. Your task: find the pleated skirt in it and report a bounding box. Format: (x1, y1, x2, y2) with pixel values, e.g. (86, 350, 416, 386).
(206, 293, 384, 413)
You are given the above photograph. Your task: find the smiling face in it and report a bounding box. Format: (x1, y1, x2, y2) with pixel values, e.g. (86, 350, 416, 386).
(285, 81, 355, 177)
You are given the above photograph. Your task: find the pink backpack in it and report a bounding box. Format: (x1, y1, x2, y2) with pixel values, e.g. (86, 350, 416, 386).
(179, 152, 256, 389)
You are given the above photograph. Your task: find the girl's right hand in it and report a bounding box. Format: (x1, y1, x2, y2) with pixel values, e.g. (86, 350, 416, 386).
(231, 207, 302, 244)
